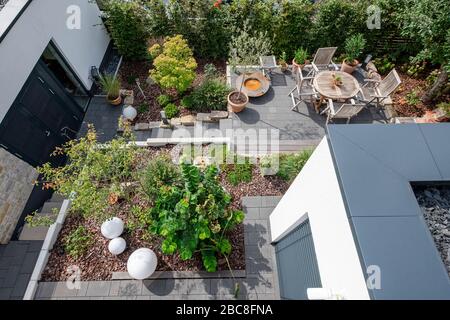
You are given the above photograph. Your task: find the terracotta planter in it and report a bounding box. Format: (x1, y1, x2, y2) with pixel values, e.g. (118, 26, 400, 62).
(292, 58, 309, 72)
(341, 59, 359, 74)
(227, 91, 249, 113)
(107, 95, 122, 106)
(279, 61, 288, 73)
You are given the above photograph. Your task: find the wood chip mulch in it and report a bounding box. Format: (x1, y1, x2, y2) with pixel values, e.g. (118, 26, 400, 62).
(41, 149, 288, 282)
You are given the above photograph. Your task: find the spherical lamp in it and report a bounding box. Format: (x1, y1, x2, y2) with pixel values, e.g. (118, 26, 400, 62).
(127, 248, 158, 280)
(108, 237, 126, 255)
(101, 217, 124, 239)
(123, 105, 137, 121)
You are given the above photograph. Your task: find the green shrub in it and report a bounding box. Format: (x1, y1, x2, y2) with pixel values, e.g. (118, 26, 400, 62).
(294, 47, 309, 65)
(277, 150, 313, 182)
(223, 155, 253, 186)
(437, 102, 450, 116)
(406, 90, 421, 106)
(103, 0, 150, 60)
(64, 226, 93, 259)
(138, 103, 149, 114)
(150, 162, 244, 272)
(373, 56, 396, 75)
(141, 154, 181, 201)
(181, 95, 195, 110)
(150, 35, 197, 94)
(191, 79, 230, 112)
(157, 94, 171, 107)
(164, 103, 179, 119)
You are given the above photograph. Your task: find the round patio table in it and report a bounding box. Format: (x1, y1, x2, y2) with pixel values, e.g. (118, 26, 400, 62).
(312, 71, 360, 113)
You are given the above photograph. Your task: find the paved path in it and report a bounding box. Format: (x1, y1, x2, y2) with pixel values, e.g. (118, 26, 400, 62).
(0, 241, 42, 299)
(34, 196, 282, 300)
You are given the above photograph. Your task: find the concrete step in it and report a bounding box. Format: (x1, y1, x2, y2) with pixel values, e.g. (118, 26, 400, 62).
(40, 201, 63, 215)
(50, 193, 65, 202)
(18, 225, 49, 241)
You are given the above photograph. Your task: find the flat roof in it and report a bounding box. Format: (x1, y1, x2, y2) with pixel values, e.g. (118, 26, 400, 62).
(327, 123, 450, 300)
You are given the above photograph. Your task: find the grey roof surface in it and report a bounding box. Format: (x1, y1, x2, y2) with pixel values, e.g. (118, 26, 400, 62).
(327, 123, 450, 300)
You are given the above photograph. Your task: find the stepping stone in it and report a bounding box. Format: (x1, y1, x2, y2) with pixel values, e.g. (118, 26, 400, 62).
(170, 117, 182, 126)
(134, 123, 150, 131)
(124, 95, 134, 105)
(210, 111, 229, 121)
(180, 115, 196, 126)
(149, 121, 161, 129)
(197, 113, 213, 122)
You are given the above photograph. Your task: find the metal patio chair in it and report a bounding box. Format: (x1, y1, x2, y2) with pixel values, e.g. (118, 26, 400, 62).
(324, 99, 365, 124)
(306, 47, 339, 77)
(259, 55, 278, 80)
(357, 68, 401, 109)
(289, 70, 318, 112)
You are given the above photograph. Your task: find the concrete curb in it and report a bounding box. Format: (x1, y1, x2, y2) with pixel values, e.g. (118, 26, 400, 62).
(23, 199, 71, 300)
(112, 270, 247, 280)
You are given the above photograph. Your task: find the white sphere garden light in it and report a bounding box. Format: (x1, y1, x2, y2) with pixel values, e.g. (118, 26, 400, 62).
(127, 248, 158, 280)
(108, 237, 126, 255)
(122, 105, 137, 121)
(101, 217, 124, 239)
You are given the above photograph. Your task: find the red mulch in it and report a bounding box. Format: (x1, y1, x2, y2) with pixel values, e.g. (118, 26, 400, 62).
(41, 148, 288, 281)
(118, 58, 227, 123)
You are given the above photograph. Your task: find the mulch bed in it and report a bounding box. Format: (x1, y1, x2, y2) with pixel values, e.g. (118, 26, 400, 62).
(118, 58, 227, 124)
(41, 147, 288, 282)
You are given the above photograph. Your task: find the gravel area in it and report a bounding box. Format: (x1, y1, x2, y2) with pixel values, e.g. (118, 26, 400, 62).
(414, 186, 450, 277)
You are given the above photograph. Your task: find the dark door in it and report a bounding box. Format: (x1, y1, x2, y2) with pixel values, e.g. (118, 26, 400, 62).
(275, 219, 322, 300)
(0, 61, 84, 166)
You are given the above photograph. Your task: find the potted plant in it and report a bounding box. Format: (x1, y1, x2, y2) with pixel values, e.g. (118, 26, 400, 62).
(332, 73, 343, 87)
(341, 33, 366, 74)
(278, 52, 288, 72)
(292, 47, 309, 72)
(227, 20, 272, 113)
(99, 74, 122, 105)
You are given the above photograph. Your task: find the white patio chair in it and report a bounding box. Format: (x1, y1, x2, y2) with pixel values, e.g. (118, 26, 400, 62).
(357, 68, 401, 109)
(289, 70, 318, 112)
(324, 99, 365, 124)
(259, 55, 277, 80)
(306, 47, 339, 77)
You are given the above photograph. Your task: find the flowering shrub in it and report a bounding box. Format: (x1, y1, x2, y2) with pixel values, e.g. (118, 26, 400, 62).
(150, 35, 197, 94)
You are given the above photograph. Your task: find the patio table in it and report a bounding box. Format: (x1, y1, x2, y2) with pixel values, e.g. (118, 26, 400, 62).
(312, 71, 360, 113)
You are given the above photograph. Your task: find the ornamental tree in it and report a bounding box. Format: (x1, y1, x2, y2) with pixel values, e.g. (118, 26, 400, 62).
(150, 35, 197, 94)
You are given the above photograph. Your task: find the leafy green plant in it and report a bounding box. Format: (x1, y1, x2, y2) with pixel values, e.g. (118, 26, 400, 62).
(140, 154, 181, 201)
(37, 125, 139, 221)
(437, 102, 450, 116)
(294, 47, 309, 65)
(222, 155, 253, 186)
(406, 90, 421, 106)
(149, 162, 244, 272)
(99, 74, 121, 100)
(343, 33, 366, 65)
(181, 95, 195, 110)
(373, 56, 396, 75)
(259, 155, 279, 177)
(126, 205, 153, 235)
(191, 79, 230, 112)
(103, 0, 150, 60)
(164, 103, 179, 119)
(150, 35, 197, 94)
(64, 226, 93, 259)
(138, 103, 148, 114)
(277, 150, 313, 182)
(157, 94, 171, 107)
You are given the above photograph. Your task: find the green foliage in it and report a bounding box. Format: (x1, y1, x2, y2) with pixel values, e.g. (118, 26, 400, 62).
(164, 103, 179, 119)
(294, 47, 309, 65)
(343, 33, 366, 63)
(277, 150, 313, 182)
(312, 0, 364, 50)
(145, 0, 171, 37)
(228, 19, 272, 67)
(37, 125, 139, 221)
(272, 0, 314, 58)
(373, 56, 396, 75)
(222, 155, 253, 186)
(99, 74, 121, 100)
(138, 103, 148, 114)
(157, 94, 171, 107)
(150, 35, 197, 94)
(191, 79, 230, 112)
(126, 205, 153, 235)
(140, 154, 181, 201)
(406, 90, 421, 106)
(103, 0, 150, 60)
(437, 102, 450, 116)
(181, 95, 195, 110)
(150, 162, 244, 272)
(64, 226, 93, 259)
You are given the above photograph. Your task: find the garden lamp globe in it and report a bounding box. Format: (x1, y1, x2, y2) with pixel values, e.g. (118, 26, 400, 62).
(101, 217, 124, 239)
(123, 105, 137, 121)
(108, 237, 126, 255)
(127, 248, 158, 280)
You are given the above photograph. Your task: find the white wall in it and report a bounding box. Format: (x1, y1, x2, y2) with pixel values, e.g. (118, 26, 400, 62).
(269, 138, 370, 300)
(0, 0, 110, 122)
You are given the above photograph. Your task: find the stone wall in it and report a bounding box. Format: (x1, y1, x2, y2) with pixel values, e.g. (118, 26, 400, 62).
(0, 148, 38, 244)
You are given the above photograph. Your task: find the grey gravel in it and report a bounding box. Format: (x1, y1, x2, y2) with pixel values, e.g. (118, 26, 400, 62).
(415, 186, 450, 276)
